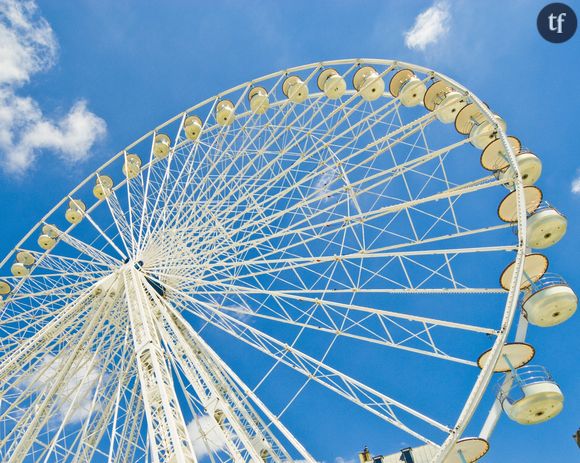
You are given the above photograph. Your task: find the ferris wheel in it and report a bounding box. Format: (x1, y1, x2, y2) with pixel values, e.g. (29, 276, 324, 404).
(0, 58, 575, 463)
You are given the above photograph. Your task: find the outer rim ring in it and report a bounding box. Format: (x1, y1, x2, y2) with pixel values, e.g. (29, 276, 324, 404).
(0, 58, 528, 463)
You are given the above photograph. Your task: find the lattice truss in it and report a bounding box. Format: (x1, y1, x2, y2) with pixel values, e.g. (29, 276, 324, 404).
(0, 61, 518, 462)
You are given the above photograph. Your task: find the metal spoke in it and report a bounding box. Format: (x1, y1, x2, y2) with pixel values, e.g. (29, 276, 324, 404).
(0, 59, 538, 463)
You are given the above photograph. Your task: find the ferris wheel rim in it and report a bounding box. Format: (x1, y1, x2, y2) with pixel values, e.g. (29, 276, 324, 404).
(0, 58, 530, 463)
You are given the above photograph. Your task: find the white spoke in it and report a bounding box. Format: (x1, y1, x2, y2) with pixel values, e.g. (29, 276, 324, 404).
(1, 59, 547, 463)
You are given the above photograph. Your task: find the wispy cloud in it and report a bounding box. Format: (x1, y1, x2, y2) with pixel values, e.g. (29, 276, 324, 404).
(0, 0, 106, 173)
(222, 304, 254, 322)
(572, 172, 580, 194)
(314, 168, 338, 201)
(187, 414, 228, 458)
(404, 1, 451, 51)
(23, 354, 100, 424)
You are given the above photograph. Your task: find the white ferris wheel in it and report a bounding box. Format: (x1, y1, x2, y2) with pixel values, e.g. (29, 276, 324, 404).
(0, 59, 575, 463)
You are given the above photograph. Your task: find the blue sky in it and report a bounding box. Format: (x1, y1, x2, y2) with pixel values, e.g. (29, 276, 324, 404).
(0, 0, 579, 462)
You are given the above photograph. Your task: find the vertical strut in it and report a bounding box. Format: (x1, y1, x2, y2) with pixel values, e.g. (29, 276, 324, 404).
(154, 296, 316, 463)
(124, 268, 197, 463)
(156, 303, 274, 463)
(157, 312, 252, 463)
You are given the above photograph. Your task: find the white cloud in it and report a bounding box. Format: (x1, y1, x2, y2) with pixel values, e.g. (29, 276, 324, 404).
(572, 173, 580, 194)
(23, 354, 101, 424)
(314, 168, 338, 201)
(404, 1, 451, 51)
(187, 414, 228, 458)
(0, 0, 106, 173)
(0, 0, 56, 86)
(221, 304, 254, 322)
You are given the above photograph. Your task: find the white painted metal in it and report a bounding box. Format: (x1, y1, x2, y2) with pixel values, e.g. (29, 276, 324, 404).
(0, 59, 541, 463)
(523, 280, 577, 326)
(124, 267, 197, 463)
(503, 381, 564, 424)
(497, 150, 542, 187)
(169, 310, 317, 463)
(155, 299, 314, 463)
(497, 365, 565, 425)
(526, 207, 567, 249)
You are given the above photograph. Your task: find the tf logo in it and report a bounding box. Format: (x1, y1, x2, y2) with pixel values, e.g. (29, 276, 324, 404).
(537, 3, 577, 43)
